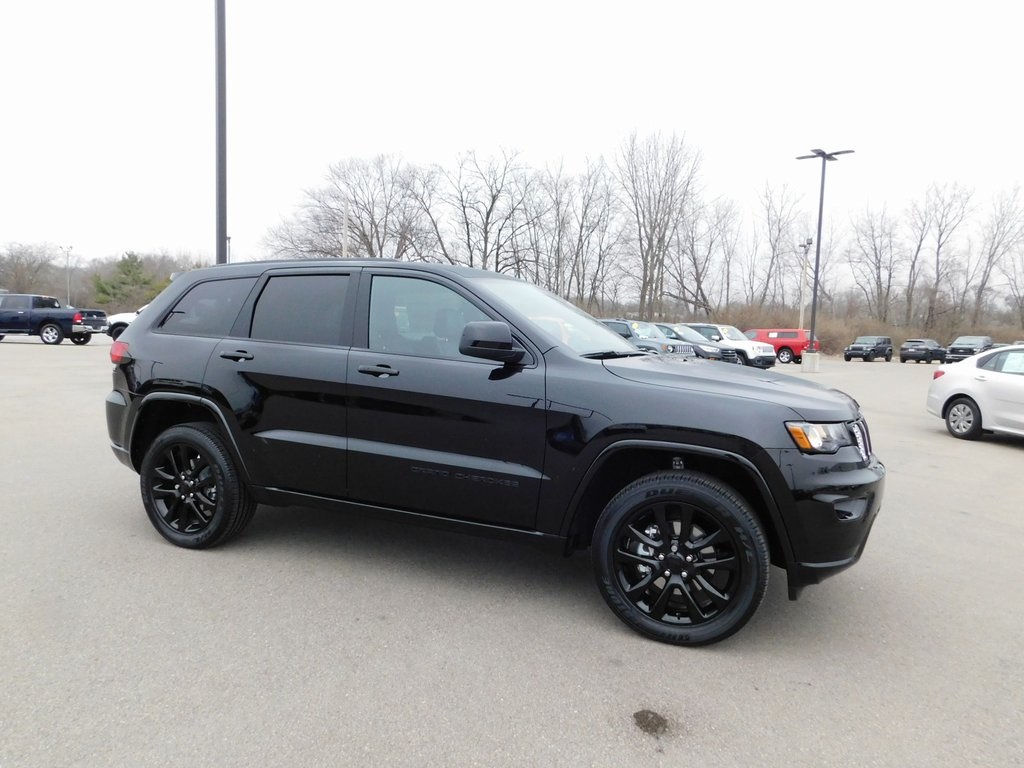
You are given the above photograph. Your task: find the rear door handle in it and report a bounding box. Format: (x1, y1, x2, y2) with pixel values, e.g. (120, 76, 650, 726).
(358, 364, 399, 378)
(220, 350, 254, 361)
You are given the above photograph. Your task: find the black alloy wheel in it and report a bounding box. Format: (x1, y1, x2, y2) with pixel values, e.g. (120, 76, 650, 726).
(140, 422, 257, 548)
(592, 471, 769, 646)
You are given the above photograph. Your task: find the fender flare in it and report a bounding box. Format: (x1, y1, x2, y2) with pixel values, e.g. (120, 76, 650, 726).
(563, 438, 796, 567)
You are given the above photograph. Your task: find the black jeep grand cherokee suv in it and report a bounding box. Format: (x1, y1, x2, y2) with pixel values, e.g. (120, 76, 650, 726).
(106, 261, 884, 646)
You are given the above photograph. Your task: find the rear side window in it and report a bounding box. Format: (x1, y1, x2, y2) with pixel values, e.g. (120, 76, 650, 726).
(250, 274, 349, 346)
(160, 277, 256, 338)
(32, 296, 61, 309)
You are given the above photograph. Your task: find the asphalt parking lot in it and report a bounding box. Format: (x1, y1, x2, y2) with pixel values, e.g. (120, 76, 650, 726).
(1, 336, 1021, 767)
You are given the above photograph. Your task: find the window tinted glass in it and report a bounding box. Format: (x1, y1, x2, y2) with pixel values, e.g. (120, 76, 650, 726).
(250, 274, 349, 346)
(160, 277, 256, 337)
(1, 295, 31, 309)
(368, 275, 489, 358)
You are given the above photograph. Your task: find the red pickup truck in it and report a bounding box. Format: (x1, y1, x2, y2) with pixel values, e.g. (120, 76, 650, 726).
(0, 293, 108, 344)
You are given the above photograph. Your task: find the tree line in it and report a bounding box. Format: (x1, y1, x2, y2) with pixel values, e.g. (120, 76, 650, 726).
(5, 133, 1023, 343)
(266, 133, 1024, 340)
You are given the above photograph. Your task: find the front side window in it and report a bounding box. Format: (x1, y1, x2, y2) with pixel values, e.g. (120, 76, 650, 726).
(250, 274, 349, 346)
(160, 277, 257, 338)
(368, 276, 489, 359)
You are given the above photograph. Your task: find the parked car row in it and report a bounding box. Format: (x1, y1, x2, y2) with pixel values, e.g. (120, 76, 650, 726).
(601, 319, 776, 367)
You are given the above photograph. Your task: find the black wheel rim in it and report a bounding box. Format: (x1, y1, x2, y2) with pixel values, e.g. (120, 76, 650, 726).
(149, 442, 220, 534)
(612, 499, 742, 626)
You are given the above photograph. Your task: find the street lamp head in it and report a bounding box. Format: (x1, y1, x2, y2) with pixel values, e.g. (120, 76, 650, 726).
(797, 149, 855, 161)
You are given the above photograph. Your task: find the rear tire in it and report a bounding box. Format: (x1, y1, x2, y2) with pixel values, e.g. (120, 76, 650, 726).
(70, 333, 91, 345)
(110, 324, 127, 340)
(777, 347, 794, 364)
(140, 422, 257, 549)
(592, 470, 769, 646)
(945, 398, 983, 440)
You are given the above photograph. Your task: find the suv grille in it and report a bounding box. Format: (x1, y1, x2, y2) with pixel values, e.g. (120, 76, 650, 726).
(849, 419, 872, 462)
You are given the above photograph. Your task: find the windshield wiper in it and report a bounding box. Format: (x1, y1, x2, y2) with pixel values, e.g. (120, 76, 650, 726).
(581, 350, 648, 359)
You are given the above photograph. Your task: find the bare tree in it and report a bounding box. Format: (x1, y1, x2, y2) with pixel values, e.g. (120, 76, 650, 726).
(901, 198, 932, 326)
(664, 196, 738, 316)
(429, 151, 534, 272)
(754, 183, 801, 306)
(967, 187, 1024, 325)
(848, 206, 900, 322)
(922, 182, 973, 331)
(615, 132, 700, 318)
(0, 243, 56, 293)
(265, 155, 428, 260)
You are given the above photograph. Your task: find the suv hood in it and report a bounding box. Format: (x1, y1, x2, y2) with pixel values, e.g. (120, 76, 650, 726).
(603, 355, 859, 422)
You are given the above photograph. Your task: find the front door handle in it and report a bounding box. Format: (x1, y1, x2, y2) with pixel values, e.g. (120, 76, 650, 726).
(220, 350, 254, 362)
(358, 364, 399, 378)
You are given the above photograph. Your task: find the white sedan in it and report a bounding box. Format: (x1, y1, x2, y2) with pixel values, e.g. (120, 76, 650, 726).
(926, 344, 1024, 439)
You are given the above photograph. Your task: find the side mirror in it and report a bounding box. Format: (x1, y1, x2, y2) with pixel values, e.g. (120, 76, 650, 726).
(459, 321, 526, 364)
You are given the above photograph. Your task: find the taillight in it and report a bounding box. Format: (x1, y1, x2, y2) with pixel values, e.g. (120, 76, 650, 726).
(110, 340, 132, 364)
(73, 311, 82, 323)
(933, 370, 945, 380)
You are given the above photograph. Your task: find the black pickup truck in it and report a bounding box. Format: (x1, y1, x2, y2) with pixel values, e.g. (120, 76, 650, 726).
(0, 293, 108, 344)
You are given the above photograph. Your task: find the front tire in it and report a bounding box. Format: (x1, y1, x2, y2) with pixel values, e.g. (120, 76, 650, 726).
(844, 354, 851, 362)
(945, 397, 983, 440)
(777, 347, 794, 364)
(140, 422, 257, 548)
(884, 351, 893, 362)
(592, 471, 769, 646)
(40, 323, 64, 344)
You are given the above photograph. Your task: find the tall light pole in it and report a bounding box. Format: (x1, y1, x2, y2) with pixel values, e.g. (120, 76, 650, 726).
(59, 245, 73, 305)
(215, 0, 228, 264)
(797, 237, 812, 331)
(796, 148, 854, 371)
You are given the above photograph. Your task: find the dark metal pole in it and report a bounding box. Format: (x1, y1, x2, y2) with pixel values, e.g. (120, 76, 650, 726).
(796, 149, 854, 365)
(808, 158, 827, 349)
(215, 0, 227, 264)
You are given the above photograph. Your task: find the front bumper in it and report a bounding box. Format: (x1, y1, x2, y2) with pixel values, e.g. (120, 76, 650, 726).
(778, 448, 886, 598)
(750, 354, 777, 368)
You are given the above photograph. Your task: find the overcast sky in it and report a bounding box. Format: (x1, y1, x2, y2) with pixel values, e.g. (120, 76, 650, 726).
(1, 0, 1021, 265)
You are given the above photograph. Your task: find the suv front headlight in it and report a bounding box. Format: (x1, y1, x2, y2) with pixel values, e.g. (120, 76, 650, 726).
(785, 421, 855, 454)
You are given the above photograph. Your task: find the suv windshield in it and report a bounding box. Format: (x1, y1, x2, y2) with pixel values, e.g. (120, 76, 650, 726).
(719, 326, 747, 342)
(854, 336, 880, 344)
(472, 277, 634, 356)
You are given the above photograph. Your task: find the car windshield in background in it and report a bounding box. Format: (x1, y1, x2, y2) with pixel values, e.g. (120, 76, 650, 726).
(854, 336, 880, 344)
(720, 326, 748, 342)
(471, 277, 634, 356)
(952, 336, 987, 345)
